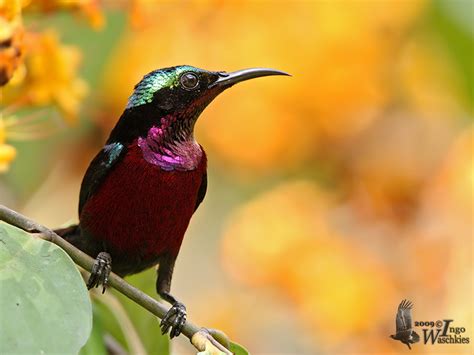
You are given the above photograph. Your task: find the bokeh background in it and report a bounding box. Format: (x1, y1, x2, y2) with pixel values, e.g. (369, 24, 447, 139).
(1, 0, 472, 354)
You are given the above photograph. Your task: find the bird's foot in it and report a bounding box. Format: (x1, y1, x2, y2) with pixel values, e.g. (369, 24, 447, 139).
(87, 251, 112, 294)
(160, 302, 187, 338)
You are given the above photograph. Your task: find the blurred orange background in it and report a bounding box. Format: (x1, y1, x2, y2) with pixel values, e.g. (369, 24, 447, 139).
(1, 0, 472, 354)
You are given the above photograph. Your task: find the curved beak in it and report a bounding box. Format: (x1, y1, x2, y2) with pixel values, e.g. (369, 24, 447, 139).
(209, 68, 290, 88)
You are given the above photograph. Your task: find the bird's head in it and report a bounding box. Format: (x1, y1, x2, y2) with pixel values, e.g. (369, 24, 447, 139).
(108, 65, 289, 144)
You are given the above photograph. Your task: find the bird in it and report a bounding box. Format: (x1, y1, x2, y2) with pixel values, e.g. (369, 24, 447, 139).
(54, 65, 289, 339)
(390, 299, 420, 349)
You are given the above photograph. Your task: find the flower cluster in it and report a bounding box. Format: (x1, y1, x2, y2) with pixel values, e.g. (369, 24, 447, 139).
(0, 0, 90, 171)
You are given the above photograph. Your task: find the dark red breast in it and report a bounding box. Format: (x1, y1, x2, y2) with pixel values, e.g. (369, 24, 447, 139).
(79, 142, 207, 263)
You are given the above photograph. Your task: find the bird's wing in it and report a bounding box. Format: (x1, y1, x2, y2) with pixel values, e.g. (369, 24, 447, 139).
(194, 171, 207, 212)
(395, 299, 414, 332)
(79, 142, 127, 215)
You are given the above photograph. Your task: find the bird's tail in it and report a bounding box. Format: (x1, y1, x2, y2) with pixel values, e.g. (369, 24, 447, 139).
(54, 224, 80, 239)
(412, 331, 420, 343)
(53, 224, 98, 258)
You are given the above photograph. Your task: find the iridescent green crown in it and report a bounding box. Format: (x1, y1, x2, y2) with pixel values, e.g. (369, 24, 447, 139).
(126, 65, 198, 109)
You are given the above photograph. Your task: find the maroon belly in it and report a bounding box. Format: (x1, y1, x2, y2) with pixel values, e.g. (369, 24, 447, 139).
(80, 143, 206, 262)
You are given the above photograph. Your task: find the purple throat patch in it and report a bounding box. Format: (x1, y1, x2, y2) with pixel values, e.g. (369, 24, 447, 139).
(138, 117, 202, 171)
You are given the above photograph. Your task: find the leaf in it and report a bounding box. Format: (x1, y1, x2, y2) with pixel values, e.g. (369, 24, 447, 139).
(192, 328, 249, 355)
(0, 222, 92, 354)
(80, 306, 107, 355)
(229, 341, 250, 355)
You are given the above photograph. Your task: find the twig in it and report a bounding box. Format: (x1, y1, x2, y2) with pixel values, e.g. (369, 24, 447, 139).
(0, 204, 232, 354)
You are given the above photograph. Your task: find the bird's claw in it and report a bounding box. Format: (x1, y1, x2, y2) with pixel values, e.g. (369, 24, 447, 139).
(87, 251, 112, 293)
(160, 302, 187, 338)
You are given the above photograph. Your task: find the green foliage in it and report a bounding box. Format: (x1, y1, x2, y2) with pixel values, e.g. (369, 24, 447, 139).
(429, 0, 474, 107)
(80, 306, 107, 355)
(80, 270, 170, 354)
(229, 341, 250, 355)
(0, 222, 92, 354)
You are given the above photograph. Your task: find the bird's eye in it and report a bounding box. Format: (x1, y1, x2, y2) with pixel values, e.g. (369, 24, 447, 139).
(179, 72, 199, 90)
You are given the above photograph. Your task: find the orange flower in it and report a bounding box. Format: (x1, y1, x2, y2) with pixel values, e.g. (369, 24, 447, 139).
(3, 30, 88, 124)
(0, 0, 25, 86)
(0, 0, 24, 25)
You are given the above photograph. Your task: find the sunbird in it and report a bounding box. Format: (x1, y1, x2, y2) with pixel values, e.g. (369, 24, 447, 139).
(56, 66, 289, 338)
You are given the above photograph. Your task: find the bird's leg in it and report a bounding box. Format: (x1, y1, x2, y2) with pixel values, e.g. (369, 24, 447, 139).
(87, 251, 112, 294)
(156, 254, 186, 338)
(55, 226, 111, 293)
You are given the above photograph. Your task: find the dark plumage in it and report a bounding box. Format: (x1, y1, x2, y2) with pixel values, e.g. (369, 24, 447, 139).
(55, 65, 289, 338)
(390, 299, 420, 349)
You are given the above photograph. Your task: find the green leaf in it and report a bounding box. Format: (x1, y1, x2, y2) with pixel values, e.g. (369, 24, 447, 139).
(80, 306, 107, 355)
(229, 341, 250, 355)
(0, 222, 92, 354)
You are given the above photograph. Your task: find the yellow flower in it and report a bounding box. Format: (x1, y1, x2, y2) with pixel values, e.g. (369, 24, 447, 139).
(0, 0, 23, 23)
(4, 30, 88, 124)
(0, 143, 16, 172)
(0, 117, 17, 172)
(0, 0, 25, 86)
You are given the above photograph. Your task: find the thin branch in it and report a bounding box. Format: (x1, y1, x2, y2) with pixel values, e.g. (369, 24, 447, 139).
(0, 204, 232, 354)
